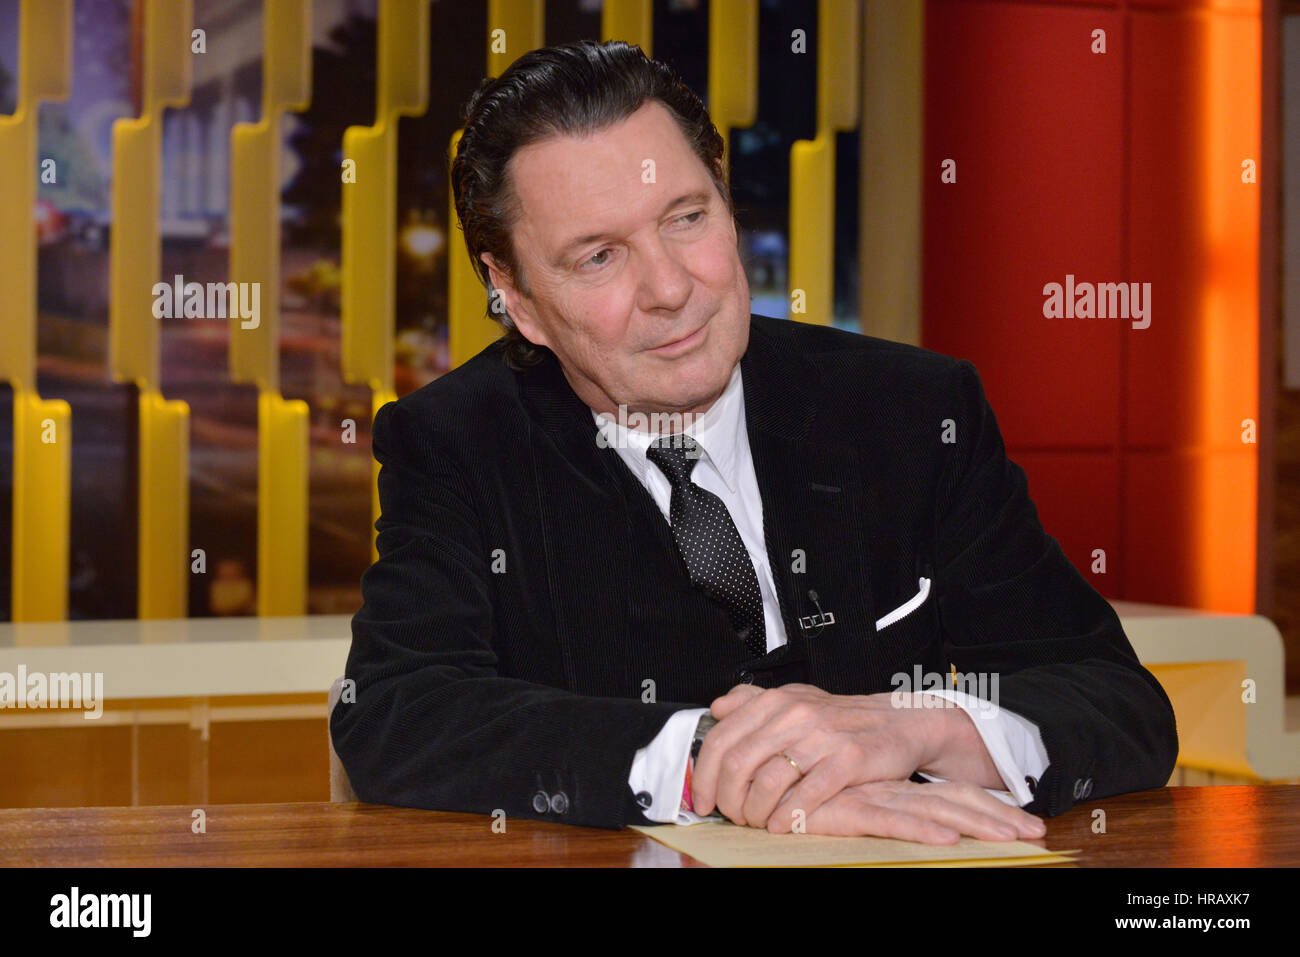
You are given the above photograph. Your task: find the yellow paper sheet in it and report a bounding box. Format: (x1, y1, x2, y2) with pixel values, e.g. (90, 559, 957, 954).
(630, 821, 1079, 868)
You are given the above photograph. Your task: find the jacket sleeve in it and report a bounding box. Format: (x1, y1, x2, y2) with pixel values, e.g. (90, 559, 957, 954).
(330, 399, 689, 829)
(931, 359, 1179, 817)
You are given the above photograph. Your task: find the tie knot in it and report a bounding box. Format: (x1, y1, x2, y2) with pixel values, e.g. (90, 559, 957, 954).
(646, 435, 704, 487)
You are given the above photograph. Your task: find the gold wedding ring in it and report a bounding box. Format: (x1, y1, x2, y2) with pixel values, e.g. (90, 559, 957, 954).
(780, 751, 804, 777)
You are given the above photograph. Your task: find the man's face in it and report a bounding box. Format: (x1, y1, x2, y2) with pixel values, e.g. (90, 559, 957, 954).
(481, 100, 751, 423)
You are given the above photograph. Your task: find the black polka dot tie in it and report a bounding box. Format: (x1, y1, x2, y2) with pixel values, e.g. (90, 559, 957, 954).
(646, 435, 767, 658)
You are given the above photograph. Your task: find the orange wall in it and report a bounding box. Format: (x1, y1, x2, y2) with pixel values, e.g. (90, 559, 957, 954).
(922, 0, 1260, 612)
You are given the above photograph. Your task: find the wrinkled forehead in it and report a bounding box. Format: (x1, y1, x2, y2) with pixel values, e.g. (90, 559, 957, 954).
(504, 102, 714, 249)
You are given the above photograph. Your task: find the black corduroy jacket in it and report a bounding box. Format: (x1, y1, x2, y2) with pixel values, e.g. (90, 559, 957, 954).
(331, 313, 1179, 829)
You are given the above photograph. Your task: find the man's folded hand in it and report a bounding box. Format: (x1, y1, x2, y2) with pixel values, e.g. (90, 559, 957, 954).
(690, 682, 929, 826)
(688, 682, 1045, 841)
(790, 779, 1045, 844)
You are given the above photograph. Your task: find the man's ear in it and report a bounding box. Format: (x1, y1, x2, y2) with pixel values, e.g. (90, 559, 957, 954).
(480, 253, 550, 350)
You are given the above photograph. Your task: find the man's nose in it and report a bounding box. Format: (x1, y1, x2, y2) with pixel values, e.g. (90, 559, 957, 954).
(636, 237, 692, 312)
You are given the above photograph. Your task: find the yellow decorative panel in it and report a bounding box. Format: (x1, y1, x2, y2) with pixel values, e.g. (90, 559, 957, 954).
(708, 0, 757, 182)
(341, 0, 431, 559)
(107, 0, 194, 619)
(0, 0, 73, 622)
(603, 0, 652, 56)
(230, 0, 313, 615)
(789, 0, 859, 325)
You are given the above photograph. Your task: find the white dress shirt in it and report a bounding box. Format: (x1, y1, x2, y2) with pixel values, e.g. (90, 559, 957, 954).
(591, 363, 1049, 824)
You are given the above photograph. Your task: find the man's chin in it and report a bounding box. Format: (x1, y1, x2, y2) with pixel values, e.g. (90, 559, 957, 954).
(649, 368, 733, 416)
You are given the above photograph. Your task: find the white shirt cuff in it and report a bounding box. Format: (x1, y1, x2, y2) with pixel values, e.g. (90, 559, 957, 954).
(913, 690, 1049, 806)
(628, 707, 709, 823)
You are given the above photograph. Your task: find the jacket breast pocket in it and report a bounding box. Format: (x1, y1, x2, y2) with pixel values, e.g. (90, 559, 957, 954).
(874, 576, 932, 632)
(871, 575, 946, 687)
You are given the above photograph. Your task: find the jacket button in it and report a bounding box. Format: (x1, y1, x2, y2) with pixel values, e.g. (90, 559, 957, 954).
(549, 791, 569, 815)
(739, 671, 755, 684)
(635, 790, 653, 809)
(531, 790, 550, 813)
(1025, 775, 1038, 796)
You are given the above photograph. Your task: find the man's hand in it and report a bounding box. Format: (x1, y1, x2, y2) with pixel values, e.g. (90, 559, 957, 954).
(689, 682, 1044, 840)
(798, 779, 1042, 844)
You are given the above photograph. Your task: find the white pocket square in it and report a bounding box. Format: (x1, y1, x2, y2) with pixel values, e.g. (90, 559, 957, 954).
(875, 576, 931, 632)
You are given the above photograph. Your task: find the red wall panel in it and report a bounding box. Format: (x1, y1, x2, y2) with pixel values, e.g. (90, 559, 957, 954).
(922, 1, 1125, 451)
(922, 0, 1260, 611)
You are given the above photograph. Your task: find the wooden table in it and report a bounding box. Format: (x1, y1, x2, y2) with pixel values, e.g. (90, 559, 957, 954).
(2, 785, 1296, 867)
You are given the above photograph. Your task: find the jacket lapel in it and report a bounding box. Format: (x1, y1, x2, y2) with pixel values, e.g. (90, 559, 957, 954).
(518, 351, 637, 696)
(739, 318, 882, 693)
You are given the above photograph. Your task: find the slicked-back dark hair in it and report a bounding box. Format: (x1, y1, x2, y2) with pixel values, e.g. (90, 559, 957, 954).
(450, 40, 735, 369)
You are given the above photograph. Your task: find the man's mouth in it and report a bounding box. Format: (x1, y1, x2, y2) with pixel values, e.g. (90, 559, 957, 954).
(649, 322, 707, 355)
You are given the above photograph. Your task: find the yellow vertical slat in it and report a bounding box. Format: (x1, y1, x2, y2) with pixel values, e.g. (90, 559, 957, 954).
(257, 391, 309, 615)
(487, 0, 545, 79)
(231, 0, 311, 393)
(369, 387, 394, 562)
(0, 0, 71, 391)
(603, 0, 652, 56)
(340, 0, 431, 562)
(230, 0, 312, 616)
(448, 1, 546, 372)
(708, 0, 757, 182)
(108, 0, 193, 619)
(860, 0, 922, 345)
(12, 395, 72, 623)
(138, 388, 190, 615)
(789, 0, 860, 326)
(0, 0, 73, 622)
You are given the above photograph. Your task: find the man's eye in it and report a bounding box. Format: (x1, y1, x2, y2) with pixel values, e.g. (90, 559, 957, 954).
(578, 214, 702, 271)
(582, 249, 612, 270)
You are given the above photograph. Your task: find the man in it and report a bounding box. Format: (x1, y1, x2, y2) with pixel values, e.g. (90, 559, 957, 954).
(331, 40, 1178, 842)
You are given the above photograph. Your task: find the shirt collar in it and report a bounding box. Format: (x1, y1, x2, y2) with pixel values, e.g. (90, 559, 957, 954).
(591, 362, 745, 494)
